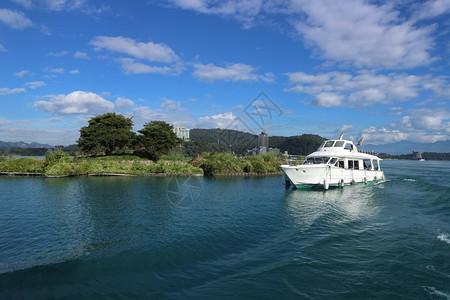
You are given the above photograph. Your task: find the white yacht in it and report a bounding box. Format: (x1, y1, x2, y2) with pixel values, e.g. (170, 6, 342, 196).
(280, 136, 385, 189)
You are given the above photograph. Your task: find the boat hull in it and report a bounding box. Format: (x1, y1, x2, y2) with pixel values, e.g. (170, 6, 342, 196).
(280, 165, 385, 189)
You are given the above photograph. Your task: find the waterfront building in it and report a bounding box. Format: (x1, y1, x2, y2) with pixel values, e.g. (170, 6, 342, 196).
(248, 132, 280, 156)
(259, 132, 269, 149)
(173, 126, 190, 141)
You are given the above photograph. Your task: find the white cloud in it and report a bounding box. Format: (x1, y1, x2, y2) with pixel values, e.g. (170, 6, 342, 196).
(160, 98, 184, 112)
(48, 50, 68, 57)
(0, 8, 33, 30)
(286, 71, 450, 108)
(11, 0, 33, 8)
(74, 51, 88, 59)
(361, 126, 411, 144)
(34, 91, 115, 115)
(290, 0, 434, 69)
(91, 36, 179, 64)
(0, 44, 6, 52)
(0, 87, 26, 95)
(90, 36, 183, 75)
(26, 81, 46, 89)
(70, 69, 80, 74)
(0, 118, 30, 126)
(347, 88, 385, 107)
(0, 125, 79, 146)
(14, 70, 29, 78)
(41, 0, 85, 11)
(197, 112, 237, 128)
(412, 0, 450, 21)
(361, 126, 448, 144)
(117, 58, 182, 75)
(12, 0, 107, 14)
(131, 104, 194, 129)
(404, 109, 450, 132)
(115, 97, 135, 110)
(47, 67, 65, 73)
(339, 124, 354, 133)
(168, 0, 264, 25)
(169, 0, 442, 70)
(362, 108, 450, 144)
(311, 92, 343, 107)
(193, 63, 274, 82)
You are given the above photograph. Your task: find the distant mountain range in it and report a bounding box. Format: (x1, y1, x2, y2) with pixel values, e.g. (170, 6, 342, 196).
(0, 141, 53, 149)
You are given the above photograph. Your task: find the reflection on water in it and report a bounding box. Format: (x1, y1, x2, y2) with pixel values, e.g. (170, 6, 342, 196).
(284, 184, 383, 231)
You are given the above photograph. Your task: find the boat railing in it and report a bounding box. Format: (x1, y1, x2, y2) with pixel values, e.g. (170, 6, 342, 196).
(358, 149, 380, 155)
(281, 155, 304, 166)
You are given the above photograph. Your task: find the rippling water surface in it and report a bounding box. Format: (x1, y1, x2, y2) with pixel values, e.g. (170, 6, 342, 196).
(1, 160, 449, 298)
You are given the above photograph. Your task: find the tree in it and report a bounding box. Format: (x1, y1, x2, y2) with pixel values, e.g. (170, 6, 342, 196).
(77, 113, 136, 156)
(137, 121, 180, 161)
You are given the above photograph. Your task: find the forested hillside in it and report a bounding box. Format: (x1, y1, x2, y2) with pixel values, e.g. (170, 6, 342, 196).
(189, 129, 325, 155)
(269, 134, 326, 155)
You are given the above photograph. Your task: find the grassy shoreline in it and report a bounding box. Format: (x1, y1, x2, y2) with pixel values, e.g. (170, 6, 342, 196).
(0, 152, 288, 178)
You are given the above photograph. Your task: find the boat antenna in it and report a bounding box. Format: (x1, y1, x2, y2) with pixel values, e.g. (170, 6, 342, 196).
(339, 132, 343, 140)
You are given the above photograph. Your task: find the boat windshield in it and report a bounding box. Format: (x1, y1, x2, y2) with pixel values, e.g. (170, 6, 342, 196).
(303, 157, 330, 165)
(334, 141, 345, 147)
(328, 157, 338, 165)
(324, 141, 335, 147)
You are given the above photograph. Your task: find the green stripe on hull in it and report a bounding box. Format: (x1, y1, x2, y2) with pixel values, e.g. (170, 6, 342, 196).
(294, 181, 373, 190)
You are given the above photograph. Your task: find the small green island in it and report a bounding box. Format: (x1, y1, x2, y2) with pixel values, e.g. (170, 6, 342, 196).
(2, 113, 450, 178)
(0, 113, 307, 178)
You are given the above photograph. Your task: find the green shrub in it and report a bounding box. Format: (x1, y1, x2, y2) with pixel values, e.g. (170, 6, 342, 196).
(249, 157, 268, 173)
(162, 163, 203, 175)
(45, 151, 72, 167)
(45, 161, 77, 176)
(0, 157, 45, 173)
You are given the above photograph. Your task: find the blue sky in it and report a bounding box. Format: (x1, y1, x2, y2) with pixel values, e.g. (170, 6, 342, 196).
(0, 0, 449, 146)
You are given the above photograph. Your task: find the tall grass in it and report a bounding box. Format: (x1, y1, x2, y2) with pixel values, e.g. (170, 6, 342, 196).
(0, 157, 45, 173)
(1, 152, 280, 177)
(191, 152, 281, 176)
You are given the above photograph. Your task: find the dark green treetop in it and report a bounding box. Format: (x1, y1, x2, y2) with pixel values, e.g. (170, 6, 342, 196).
(77, 113, 136, 156)
(137, 121, 180, 161)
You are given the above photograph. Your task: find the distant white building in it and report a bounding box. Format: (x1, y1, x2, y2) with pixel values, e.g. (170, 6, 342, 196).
(173, 126, 190, 141)
(247, 132, 280, 156)
(258, 132, 269, 148)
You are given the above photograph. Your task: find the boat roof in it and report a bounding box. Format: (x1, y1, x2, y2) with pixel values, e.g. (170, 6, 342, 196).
(307, 139, 381, 160)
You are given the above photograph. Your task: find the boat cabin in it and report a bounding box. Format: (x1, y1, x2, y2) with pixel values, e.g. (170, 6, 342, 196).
(302, 156, 381, 171)
(300, 139, 382, 171)
(318, 140, 356, 152)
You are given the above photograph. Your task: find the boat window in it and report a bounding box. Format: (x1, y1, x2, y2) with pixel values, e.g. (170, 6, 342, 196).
(373, 160, 379, 170)
(348, 160, 354, 169)
(334, 141, 345, 147)
(364, 160, 372, 170)
(303, 157, 312, 164)
(302, 157, 329, 164)
(344, 143, 352, 150)
(324, 141, 335, 147)
(328, 157, 337, 165)
(354, 160, 360, 170)
(318, 157, 329, 164)
(338, 160, 344, 168)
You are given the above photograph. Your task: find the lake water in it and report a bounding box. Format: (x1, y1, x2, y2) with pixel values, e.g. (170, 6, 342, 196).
(1, 160, 449, 298)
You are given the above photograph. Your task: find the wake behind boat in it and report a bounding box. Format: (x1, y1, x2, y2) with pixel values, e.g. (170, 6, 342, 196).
(280, 135, 385, 189)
